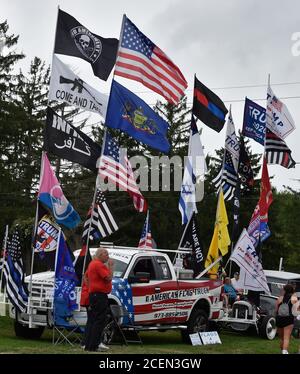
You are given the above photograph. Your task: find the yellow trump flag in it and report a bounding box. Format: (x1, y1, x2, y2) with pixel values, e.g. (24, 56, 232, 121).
(205, 190, 231, 277)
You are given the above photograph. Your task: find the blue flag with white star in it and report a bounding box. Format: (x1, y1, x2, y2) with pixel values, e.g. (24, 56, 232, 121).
(105, 79, 170, 153)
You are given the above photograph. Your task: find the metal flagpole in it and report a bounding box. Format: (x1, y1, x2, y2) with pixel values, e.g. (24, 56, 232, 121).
(80, 129, 108, 285)
(0, 225, 9, 292)
(28, 152, 45, 327)
(80, 185, 97, 287)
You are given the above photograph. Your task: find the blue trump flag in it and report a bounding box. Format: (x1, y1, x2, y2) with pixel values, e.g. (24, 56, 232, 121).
(105, 79, 170, 153)
(54, 231, 78, 312)
(242, 98, 266, 145)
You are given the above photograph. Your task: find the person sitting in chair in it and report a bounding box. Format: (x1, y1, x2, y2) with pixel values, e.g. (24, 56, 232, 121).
(223, 277, 238, 307)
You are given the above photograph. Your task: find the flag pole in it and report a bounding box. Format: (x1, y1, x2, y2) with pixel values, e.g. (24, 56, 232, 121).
(0, 225, 9, 292)
(80, 185, 97, 287)
(28, 152, 45, 326)
(48, 5, 60, 105)
(112, 14, 126, 79)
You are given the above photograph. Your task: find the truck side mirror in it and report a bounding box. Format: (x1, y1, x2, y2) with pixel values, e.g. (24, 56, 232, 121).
(128, 272, 150, 284)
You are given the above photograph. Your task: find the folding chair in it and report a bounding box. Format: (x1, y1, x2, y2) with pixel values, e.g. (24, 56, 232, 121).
(52, 298, 84, 346)
(109, 304, 142, 345)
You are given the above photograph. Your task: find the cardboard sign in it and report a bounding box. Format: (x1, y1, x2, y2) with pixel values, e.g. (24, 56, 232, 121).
(189, 332, 202, 346)
(199, 331, 222, 345)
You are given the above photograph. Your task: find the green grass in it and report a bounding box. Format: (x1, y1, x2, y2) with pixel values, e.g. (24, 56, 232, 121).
(0, 316, 299, 354)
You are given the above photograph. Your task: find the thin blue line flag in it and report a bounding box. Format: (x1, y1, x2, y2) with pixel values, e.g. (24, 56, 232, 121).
(105, 79, 170, 153)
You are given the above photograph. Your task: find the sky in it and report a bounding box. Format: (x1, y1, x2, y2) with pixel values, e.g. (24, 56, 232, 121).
(1, 0, 300, 191)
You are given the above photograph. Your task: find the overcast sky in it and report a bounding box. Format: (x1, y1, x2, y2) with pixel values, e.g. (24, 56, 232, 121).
(1, 0, 300, 191)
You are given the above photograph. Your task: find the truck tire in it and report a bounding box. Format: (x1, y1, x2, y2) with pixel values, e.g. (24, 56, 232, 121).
(258, 315, 277, 340)
(181, 309, 208, 343)
(14, 320, 44, 340)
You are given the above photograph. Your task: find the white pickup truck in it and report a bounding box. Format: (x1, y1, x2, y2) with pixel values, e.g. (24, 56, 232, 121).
(9, 246, 224, 343)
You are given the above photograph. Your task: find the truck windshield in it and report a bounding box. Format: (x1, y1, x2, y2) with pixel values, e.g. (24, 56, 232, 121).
(112, 259, 128, 278)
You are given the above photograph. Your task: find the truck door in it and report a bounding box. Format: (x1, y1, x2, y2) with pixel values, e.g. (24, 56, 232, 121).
(129, 256, 178, 324)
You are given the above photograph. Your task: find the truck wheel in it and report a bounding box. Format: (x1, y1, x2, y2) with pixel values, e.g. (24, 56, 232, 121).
(14, 320, 44, 339)
(258, 315, 277, 340)
(181, 309, 208, 343)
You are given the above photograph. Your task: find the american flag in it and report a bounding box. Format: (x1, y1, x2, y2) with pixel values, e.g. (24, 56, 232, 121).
(114, 15, 187, 105)
(98, 131, 147, 212)
(111, 278, 134, 322)
(3, 230, 28, 313)
(265, 129, 296, 169)
(82, 188, 119, 243)
(138, 211, 153, 250)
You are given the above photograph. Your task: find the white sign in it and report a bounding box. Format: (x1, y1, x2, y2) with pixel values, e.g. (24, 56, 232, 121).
(49, 55, 108, 118)
(189, 333, 202, 346)
(199, 331, 222, 345)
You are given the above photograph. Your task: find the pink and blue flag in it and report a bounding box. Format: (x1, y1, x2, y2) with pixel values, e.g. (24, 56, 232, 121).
(38, 153, 81, 229)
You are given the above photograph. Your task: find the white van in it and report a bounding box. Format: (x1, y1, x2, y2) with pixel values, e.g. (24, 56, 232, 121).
(264, 270, 300, 298)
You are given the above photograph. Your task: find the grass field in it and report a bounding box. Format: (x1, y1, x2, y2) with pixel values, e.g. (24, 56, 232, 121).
(1, 316, 299, 354)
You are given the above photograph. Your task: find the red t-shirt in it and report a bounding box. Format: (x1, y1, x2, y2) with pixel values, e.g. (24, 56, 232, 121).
(87, 259, 112, 294)
(80, 272, 89, 307)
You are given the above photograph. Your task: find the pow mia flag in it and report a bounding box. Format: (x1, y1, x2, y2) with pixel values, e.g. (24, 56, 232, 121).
(54, 9, 118, 81)
(178, 213, 205, 277)
(49, 55, 108, 118)
(44, 108, 102, 172)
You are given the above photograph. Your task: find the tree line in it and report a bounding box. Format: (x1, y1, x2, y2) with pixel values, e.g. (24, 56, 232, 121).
(1, 21, 299, 274)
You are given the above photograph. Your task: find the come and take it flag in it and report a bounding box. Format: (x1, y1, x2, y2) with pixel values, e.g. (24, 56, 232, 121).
(247, 158, 273, 248)
(267, 85, 296, 139)
(192, 76, 228, 133)
(230, 228, 269, 293)
(179, 116, 206, 224)
(82, 188, 118, 243)
(114, 15, 187, 105)
(205, 190, 231, 276)
(54, 230, 78, 312)
(49, 55, 108, 118)
(3, 230, 28, 313)
(44, 108, 102, 173)
(178, 212, 205, 277)
(54, 9, 118, 81)
(265, 129, 296, 169)
(105, 79, 170, 153)
(98, 131, 147, 212)
(38, 153, 81, 229)
(138, 210, 153, 250)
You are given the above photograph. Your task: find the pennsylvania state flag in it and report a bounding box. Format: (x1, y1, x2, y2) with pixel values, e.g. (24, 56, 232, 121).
(105, 80, 170, 153)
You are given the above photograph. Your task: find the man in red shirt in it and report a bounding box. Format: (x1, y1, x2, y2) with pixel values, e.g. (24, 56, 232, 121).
(84, 247, 114, 352)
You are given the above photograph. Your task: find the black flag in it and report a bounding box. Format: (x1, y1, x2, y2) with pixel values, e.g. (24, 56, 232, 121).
(54, 9, 118, 81)
(178, 213, 205, 276)
(43, 108, 102, 172)
(238, 137, 254, 187)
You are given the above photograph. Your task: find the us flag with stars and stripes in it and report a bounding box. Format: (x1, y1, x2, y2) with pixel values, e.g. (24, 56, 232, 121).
(138, 210, 153, 250)
(114, 15, 187, 105)
(265, 129, 296, 169)
(3, 230, 28, 313)
(98, 131, 147, 212)
(82, 188, 118, 243)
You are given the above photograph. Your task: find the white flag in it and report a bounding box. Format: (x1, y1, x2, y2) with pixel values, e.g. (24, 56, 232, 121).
(266, 85, 295, 139)
(224, 108, 239, 172)
(49, 55, 108, 118)
(179, 117, 205, 224)
(231, 228, 270, 293)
